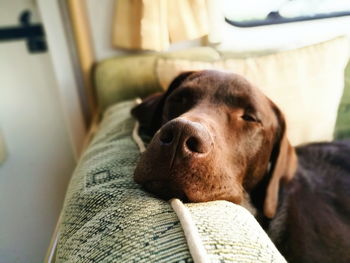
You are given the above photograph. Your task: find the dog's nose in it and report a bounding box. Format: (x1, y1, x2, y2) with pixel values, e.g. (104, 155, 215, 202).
(158, 118, 212, 155)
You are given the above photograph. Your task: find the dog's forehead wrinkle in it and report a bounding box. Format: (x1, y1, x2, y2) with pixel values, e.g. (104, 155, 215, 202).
(212, 88, 255, 111)
(202, 76, 259, 109)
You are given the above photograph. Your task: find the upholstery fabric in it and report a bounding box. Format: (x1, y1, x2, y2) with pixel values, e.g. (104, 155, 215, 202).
(56, 100, 285, 262)
(94, 47, 220, 111)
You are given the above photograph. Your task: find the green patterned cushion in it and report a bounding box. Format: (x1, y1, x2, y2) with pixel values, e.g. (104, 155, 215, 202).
(56, 100, 285, 262)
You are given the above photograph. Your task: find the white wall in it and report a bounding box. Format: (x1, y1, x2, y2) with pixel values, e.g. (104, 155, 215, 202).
(0, 0, 76, 262)
(85, 0, 118, 60)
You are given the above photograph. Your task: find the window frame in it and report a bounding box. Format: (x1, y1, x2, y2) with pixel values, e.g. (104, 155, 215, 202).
(225, 10, 350, 28)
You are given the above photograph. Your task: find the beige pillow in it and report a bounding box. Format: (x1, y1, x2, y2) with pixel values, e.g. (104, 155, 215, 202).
(156, 37, 349, 146)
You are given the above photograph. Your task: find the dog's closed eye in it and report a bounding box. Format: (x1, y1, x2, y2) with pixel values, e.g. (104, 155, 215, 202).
(241, 114, 258, 122)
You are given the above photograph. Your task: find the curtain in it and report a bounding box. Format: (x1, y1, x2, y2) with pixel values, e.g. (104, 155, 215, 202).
(112, 0, 209, 51)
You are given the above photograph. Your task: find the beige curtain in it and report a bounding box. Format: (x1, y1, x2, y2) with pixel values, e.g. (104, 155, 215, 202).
(112, 0, 209, 51)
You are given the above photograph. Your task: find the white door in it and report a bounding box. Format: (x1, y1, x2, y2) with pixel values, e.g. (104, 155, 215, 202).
(0, 0, 78, 262)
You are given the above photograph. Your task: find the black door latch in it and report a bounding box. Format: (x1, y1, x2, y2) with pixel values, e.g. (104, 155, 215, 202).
(0, 10, 47, 53)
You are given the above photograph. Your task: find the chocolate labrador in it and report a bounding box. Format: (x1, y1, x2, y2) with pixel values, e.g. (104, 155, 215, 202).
(131, 70, 350, 263)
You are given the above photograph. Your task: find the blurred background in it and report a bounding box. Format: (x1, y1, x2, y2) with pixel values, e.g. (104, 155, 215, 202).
(0, 0, 349, 262)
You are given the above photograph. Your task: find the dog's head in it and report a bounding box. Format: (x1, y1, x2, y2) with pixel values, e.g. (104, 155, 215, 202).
(132, 70, 297, 218)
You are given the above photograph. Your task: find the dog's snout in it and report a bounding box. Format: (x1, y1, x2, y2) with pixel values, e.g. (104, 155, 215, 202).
(158, 118, 212, 156)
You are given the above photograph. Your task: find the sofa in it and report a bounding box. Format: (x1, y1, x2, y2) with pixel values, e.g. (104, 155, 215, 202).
(51, 36, 350, 262)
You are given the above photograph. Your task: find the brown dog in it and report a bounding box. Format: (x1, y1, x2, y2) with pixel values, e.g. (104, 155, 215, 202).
(132, 70, 350, 263)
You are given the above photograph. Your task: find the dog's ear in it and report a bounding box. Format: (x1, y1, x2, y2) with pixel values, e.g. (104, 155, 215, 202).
(131, 92, 164, 135)
(131, 71, 195, 135)
(264, 102, 297, 219)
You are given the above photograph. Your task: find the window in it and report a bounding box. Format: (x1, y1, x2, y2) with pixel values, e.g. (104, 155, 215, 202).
(224, 0, 350, 27)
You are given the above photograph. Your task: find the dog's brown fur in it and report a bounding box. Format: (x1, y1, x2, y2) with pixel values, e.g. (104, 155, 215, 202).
(132, 70, 350, 263)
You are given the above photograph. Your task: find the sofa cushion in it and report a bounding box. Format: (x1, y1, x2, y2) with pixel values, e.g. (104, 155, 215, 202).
(94, 47, 220, 112)
(335, 60, 350, 139)
(56, 100, 285, 262)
